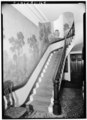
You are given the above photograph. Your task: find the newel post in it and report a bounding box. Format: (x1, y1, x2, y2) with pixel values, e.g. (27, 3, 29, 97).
(53, 79, 61, 115)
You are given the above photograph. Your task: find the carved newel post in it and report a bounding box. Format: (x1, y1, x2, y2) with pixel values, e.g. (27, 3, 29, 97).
(53, 79, 61, 115)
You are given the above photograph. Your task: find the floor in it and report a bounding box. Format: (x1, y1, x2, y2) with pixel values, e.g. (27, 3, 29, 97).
(25, 82, 85, 118)
(25, 51, 85, 118)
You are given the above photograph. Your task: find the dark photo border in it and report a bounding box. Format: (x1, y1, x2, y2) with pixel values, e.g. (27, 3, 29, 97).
(1, 1, 86, 119)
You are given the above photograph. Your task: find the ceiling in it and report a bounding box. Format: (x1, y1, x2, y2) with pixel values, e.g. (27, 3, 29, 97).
(12, 3, 85, 25)
(34, 3, 85, 23)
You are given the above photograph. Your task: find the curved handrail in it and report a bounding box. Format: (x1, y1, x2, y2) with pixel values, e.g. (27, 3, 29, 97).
(53, 21, 75, 86)
(61, 22, 75, 71)
(53, 22, 75, 115)
(53, 22, 75, 93)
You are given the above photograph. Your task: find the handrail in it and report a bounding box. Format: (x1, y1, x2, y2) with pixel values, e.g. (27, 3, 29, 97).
(53, 22, 75, 115)
(57, 22, 74, 82)
(53, 22, 75, 83)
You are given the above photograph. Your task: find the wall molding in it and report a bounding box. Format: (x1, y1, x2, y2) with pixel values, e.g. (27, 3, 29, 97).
(12, 4, 49, 26)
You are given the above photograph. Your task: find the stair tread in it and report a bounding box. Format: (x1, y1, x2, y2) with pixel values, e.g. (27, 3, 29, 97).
(35, 92, 52, 98)
(33, 95, 52, 102)
(38, 84, 53, 90)
(33, 105, 48, 112)
(39, 82, 53, 87)
(36, 87, 52, 94)
(31, 100, 50, 106)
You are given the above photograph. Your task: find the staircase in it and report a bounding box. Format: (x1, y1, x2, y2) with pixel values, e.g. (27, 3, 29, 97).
(26, 39, 74, 113)
(26, 22, 75, 114)
(27, 48, 63, 112)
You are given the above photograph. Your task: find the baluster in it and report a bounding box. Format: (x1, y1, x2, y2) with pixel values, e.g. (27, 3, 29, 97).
(53, 48, 64, 115)
(53, 22, 74, 115)
(53, 80, 61, 115)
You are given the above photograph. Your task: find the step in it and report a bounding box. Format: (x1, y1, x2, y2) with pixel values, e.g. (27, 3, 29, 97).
(39, 80, 53, 86)
(36, 87, 52, 95)
(37, 77, 53, 85)
(32, 104, 49, 112)
(38, 83, 53, 90)
(31, 100, 50, 108)
(38, 85, 53, 91)
(35, 91, 52, 98)
(33, 95, 51, 103)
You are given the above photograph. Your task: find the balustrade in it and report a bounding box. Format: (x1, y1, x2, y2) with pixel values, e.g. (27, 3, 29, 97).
(53, 22, 75, 115)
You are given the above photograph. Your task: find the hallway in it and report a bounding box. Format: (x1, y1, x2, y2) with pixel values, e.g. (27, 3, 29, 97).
(2, 2, 85, 119)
